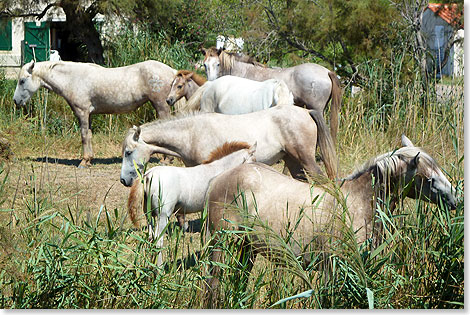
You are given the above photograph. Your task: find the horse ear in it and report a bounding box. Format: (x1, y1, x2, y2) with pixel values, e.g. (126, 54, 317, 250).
(401, 134, 414, 147)
(411, 152, 420, 168)
(217, 47, 224, 55)
(200, 47, 207, 55)
(133, 126, 141, 142)
(248, 142, 257, 155)
(25, 60, 35, 74)
(184, 72, 194, 80)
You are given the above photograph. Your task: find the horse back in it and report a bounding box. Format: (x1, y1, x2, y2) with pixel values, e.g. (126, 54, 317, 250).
(208, 162, 313, 235)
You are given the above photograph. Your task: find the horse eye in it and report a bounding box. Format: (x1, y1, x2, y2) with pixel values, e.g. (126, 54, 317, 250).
(177, 85, 183, 89)
(125, 150, 132, 157)
(19, 79, 24, 85)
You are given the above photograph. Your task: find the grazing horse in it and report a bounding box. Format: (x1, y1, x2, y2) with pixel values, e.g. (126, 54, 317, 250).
(204, 135, 457, 301)
(127, 141, 256, 266)
(166, 71, 293, 114)
(120, 105, 338, 187)
(201, 47, 342, 156)
(13, 60, 177, 167)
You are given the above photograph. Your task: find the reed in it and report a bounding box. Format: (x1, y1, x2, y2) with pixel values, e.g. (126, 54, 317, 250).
(0, 35, 463, 308)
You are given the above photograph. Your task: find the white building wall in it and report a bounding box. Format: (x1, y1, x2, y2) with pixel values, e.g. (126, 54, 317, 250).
(0, 4, 66, 78)
(453, 29, 464, 77)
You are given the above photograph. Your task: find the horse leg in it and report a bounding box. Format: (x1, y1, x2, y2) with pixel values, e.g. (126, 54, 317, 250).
(205, 244, 224, 308)
(149, 100, 174, 165)
(233, 237, 255, 294)
(150, 100, 170, 119)
(77, 111, 93, 168)
(283, 154, 322, 181)
(176, 213, 189, 232)
(153, 212, 169, 268)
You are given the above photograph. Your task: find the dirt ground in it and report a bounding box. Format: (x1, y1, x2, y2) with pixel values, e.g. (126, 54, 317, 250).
(3, 155, 130, 227)
(3, 148, 285, 232)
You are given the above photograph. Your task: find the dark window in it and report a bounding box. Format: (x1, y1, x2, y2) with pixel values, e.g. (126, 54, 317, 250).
(0, 18, 12, 51)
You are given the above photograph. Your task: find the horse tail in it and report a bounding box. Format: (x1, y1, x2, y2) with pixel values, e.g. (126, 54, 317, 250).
(309, 110, 338, 180)
(128, 178, 144, 228)
(327, 71, 342, 146)
(275, 80, 294, 106)
(185, 83, 210, 111)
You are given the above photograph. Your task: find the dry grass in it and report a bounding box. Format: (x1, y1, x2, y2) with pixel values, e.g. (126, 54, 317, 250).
(0, 64, 463, 308)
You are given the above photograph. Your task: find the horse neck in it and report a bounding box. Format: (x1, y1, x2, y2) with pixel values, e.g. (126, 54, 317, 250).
(140, 118, 198, 163)
(185, 80, 202, 100)
(34, 61, 68, 94)
(350, 165, 401, 213)
(225, 60, 275, 81)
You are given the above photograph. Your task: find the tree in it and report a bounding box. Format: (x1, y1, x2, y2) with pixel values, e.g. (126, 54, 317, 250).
(1, 0, 107, 63)
(0, 0, 194, 64)
(390, 0, 463, 83)
(239, 0, 400, 81)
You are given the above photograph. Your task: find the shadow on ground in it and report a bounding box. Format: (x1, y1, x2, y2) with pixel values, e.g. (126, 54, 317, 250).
(29, 156, 162, 167)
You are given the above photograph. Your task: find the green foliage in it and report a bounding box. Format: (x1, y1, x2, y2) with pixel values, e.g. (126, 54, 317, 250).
(104, 25, 194, 69)
(239, 0, 401, 78)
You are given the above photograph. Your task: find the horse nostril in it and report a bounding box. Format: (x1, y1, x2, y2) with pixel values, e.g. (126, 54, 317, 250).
(166, 98, 173, 106)
(450, 199, 457, 210)
(120, 178, 127, 186)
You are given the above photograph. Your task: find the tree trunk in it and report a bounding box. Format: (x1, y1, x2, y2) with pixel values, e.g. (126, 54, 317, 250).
(59, 0, 104, 64)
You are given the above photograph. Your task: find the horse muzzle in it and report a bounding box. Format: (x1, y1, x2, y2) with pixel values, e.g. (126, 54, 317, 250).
(166, 97, 175, 106)
(120, 177, 133, 187)
(13, 98, 22, 106)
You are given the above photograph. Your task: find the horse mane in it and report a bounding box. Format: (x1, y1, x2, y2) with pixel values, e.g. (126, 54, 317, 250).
(344, 146, 438, 181)
(203, 47, 266, 74)
(127, 179, 142, 227)
(28, 61, 61, 77)
(202, 141, 250, 164)
(32, 60, 102, 78)
(176, 70, 207, 86)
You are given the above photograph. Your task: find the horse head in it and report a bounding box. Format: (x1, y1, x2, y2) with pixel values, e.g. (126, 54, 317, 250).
(166, 71, 194, 106)
(13, 61, 41, 106)
(201, 47, 223, 81)
(120, 126, 153, 187)
(388, 135, 457, 209)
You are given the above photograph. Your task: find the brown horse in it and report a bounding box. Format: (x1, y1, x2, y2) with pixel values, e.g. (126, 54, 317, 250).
(201, 47, 342, 155)
(204, 135, 457, 303)
(166, 70, 207, 108)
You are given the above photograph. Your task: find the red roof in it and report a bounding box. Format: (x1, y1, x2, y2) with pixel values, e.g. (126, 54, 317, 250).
(427, 3, 464, 28)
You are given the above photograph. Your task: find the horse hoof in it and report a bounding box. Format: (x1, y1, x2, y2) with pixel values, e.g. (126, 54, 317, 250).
(78, 162, 91, 169)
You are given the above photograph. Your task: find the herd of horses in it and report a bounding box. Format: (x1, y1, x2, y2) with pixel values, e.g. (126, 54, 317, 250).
(13, 47, 457, 304)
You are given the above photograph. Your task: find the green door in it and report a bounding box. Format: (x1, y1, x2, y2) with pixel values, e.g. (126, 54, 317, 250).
(24, 22, 50, 63)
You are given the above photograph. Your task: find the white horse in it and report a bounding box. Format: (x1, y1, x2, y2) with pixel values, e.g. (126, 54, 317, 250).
(166, 71, 293, 114)
(13, 60, 177, 167)
(201, 47, 342, 150)
(127, 141, 257, 266)
(119, 106, 338, 187)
